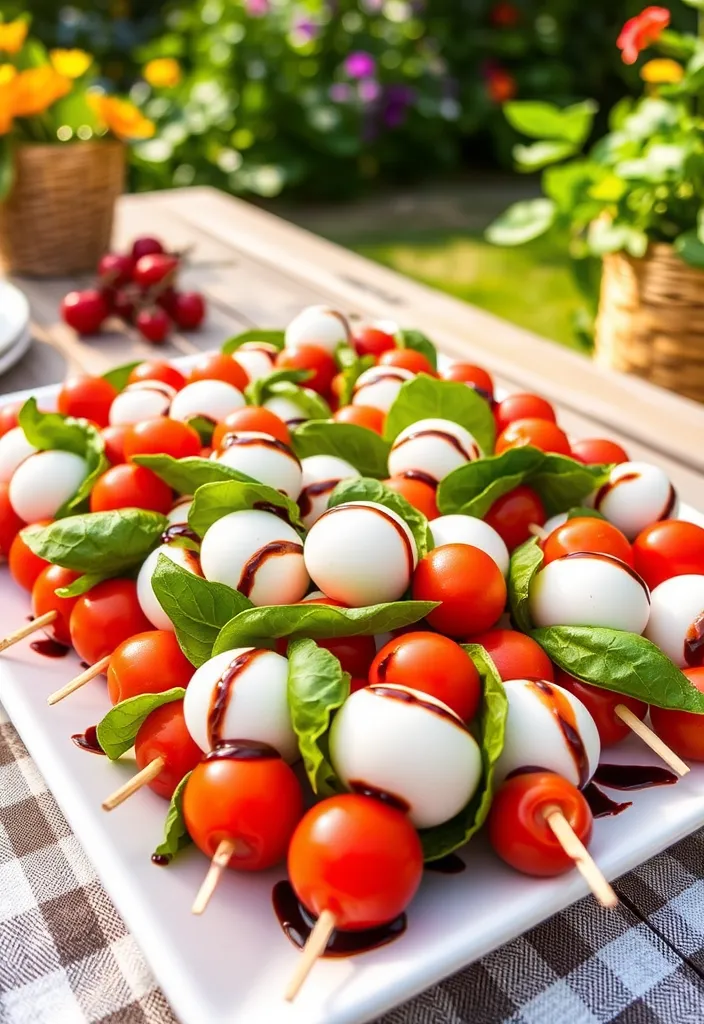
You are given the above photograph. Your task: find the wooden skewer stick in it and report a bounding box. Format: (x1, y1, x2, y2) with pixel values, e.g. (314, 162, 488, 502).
(46, 654, 111, 706)
(284, 909, 337, 1003)
(528, 523, 549, 541)
(102, 756, 166, 811)
(0, 611, 57, 653)
(544, 804, 617, 908)
(614, 704, 690, 777)
(192, 838, 237, 915)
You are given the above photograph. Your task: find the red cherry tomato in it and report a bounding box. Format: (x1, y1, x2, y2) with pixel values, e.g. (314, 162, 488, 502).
(369, 631, 481, 722)
(187, 352, 248, 391)
(90, 464, 173, 515)
(318, 635, 378, 678)
(633, 520, 704, 590)
(134, 700, 202, 800)
(131, 236, 164, 259)
(412, 544, 507, 637)
(570, 438, 629, 465)
(183, 752, 303, 871)
(0, 482, 25, 557)
(133, 253, 179, 289)
(136, 307, 171, 345)
(101, 424, 129, 466)
(0, 402, 21, 438)
(466, 628, 554, 682)
(649, 667, 704, 761)
(484, 485, 546, 552)
(440, 363, 494, 401)
(488, 771, 593, 877)
(61, 289, 109, 334)
(212, 406, 291, 449)
(172, 292, 206, 331)
(383, 475, 439, 520)
(275, 344, 337, 396)
(496, 418, 571, 457)
(333, 404, 385, 434)
(494, 393, 556, 432)
(57, 376, 118, 428)
(98, 252, 135, 287)
(379, 348, 435, 376)
(542, 517, 633, 567)
(123, 417, 201, 461)
(352, 324, 397, 358)
(69, 578, 152, 665)
(288, 793, 423, 929)
(9, 519, 52, 592)
(128, 360, 186, 392)
(107, 630, 194, 704)
(31, 565, 82, 646)
(555, 668, 647, 747)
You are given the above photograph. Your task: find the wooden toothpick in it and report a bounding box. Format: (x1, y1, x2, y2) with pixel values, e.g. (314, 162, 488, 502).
(102, 756, 166, 811)
(615, 704, 690, 777)
(544, 804, 617, 908)
(47, 655, 111, 706)
(192, 838, 237, 915)
(284, 909, 337, 1002)
(0, 611, 57, 653)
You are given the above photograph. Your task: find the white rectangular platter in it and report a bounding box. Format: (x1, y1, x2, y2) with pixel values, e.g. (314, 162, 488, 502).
(2, 379, 704, 1024)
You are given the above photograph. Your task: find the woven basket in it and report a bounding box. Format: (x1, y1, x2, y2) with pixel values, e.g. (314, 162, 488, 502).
(595, 244, 704, 404)
(0, 140, 125, 277)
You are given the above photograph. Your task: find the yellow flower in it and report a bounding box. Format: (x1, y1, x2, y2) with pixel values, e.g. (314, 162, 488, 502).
(88, 93, 156, 140)
(0, 19, 28, 55)
(641, 59, 684, 84)
(50, 49, 92, 79)
(0, 64, 17, 85)
(11, 67, 71, 118)
(143, 58, 181, 88)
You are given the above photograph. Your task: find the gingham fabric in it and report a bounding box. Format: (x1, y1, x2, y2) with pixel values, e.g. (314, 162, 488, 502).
(2, 700, 704, 1024)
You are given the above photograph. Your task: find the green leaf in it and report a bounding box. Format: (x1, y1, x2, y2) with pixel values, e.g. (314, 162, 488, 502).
(152, 555, 252, 667)
(101, 362, 141, 393)
(96, 688, 186, 760)
(21, 509, 167, 574)
(567, 506, 605, 521)
(188, 479, 305, 539)
(529, 453, 610, 516)
(290, 420, 390, 478)
(335, 354, 375, 406)
(287, 638, 350, 797)
(396, 329, 438, 371)
(513, 140, 577, 171)
(384, 374, 495, 457)
(504, 99, 597, 145)
(245, 368, 312, 406)
(485, 199, 556, 247)
(532, 626, 704, 712)
(264, 382, 331, 422)
(508, 537, 543, 633)
(221, 329, 285, 354)
(681, 0, 704, 11)
(420, 645, 508, 860)
(675, 230, 704, 269)
(55, 572, 108, 598)
(187, 416, 215, 446)
(327, 476, 431, 559)
(214, 600, 439, 654)
(132, 454, 255, 495)
(153, 771, 193, 863)
(0, 137, 15, 202)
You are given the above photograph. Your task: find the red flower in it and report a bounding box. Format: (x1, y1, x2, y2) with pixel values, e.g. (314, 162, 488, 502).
(617, 6, 670, 65)
(485, 66, 517, 103)
(490, 2, 520, 28)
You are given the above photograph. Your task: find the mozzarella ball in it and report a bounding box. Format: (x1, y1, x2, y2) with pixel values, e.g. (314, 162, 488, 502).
(330, 683, 482, 828)
(215, 431, 302, 499)
(200, 509, 308, 605)
(304, 500, 417, 607)
(595, 461, 677, 540)
(429, 514, 509, 576)
(0, 427, 36, 483)
(352, 366, 415, 412)
(232, 342, 278, 382)
(529, 552, 650, 633)
(285, 305, 350, 355)
(109, 381, 176, 426)
(184, 647, 298, 762)
(9, 450, 88, 522)
(169, 379, 245, 424)
(644, 574, 704, 667)
(388, 417, 480, 484)
(494, 678, 601, 788)
(137, 543, 202, 631)
(263, 395, 310, 427)
(542, 512, 569, 535)
(298, 454, 360, 529)
(166, 498, 193, 525)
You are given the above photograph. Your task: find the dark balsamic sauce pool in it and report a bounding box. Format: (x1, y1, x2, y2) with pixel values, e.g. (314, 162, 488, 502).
(71, 726, 105, 755)
(425, 854, 466, 874)
(31, 638, 69, 658)
(585, 762, 677, 818)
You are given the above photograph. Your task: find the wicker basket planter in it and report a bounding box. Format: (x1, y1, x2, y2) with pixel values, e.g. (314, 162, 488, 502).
(0, 140, 125, 277)
(595, 244, 704, 404)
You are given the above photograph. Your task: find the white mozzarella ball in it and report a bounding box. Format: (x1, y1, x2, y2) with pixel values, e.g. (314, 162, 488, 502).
(529, 552, 650, 633)
(494, 678, 600, 788)
(232, 342, 278, 382)
(644, 575, 704, 667)
(542, 512, 569, 535)
(352, 366, 415, 412)
(329, 683, 482, 828)
(200, 509, 308, 605)
(184, 648, 298, 762)
(169, 379, 246, 424)
(298, 454, 360, 529)
(304, 500, 417, 607)
(263, 395, 310, 427)
(595, 461, 677, 540)
(429, 514, 509, 576)
(0, 427, 36, 483)
(166, 498, 193, 525)
(9, 450, 88, 522)
(137, 543, 202, 631)
(216, 431, 302, 499)
(285, 305, 350, 354)
(388, 417, 480, 483)
(109, 381, 176, 426)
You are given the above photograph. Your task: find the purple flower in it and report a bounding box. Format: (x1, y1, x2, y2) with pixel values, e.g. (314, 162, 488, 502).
(383, 85, 416, 127)
(293, 17, 318, 40)
(329, 82, 352, 102)
(245, 0, 270, 15)
(344, 51, 376, 79)
(358, 79, 381, 103)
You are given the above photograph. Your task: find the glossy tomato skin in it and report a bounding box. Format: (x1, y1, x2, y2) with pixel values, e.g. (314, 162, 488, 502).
(466, 628, 554, 682)
(650, 667, 704, 761)
(123, 417, 201, 461)
(494, 393, 556, 432)
(0, 403, 21, 438)
(440, 363, 494, 401)
(288, 793, 424, 929)
(275, 344, 337, 396)
(31, 565, 82, 646)
(69, 578, 152, 665)
(488, 771, 593, 877)
(633, 520, 704, 590)
(0, 483, 25, 557)
(57, 376, 117, 428)
(496, 418, 571, 457)
(101, 424, 129, 466)
(383, 475, 439, 520)
(542, 517, 633, 567)
(134, 700, 202, 800)
(9, 519, 52, 592)
(379, 348, 435, 376)
(333, 404, 385, 434)
(107, 630, 194, 704)
(570, 438, 629, 466)
(90, 464, 173, 515)
(555, 668, 647, 746)
(352, 325, 397, 358)
(212, 407, 291, 449)
(485, 485, 546, 552)
(187, 352, 248, 391)
(183, 754, 303, 870)
(412, 543, 507, 637)
(128, 361, 186, 392)
(319, 635, 377, 679)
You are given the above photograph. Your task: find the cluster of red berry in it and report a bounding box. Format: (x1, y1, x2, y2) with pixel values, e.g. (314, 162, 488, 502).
(60, 236, 207, 344)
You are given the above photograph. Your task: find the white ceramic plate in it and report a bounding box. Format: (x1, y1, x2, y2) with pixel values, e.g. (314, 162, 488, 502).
(0, 281, 30, 357)
(2, 379, 704, 1024)
(0, 326, 32, 378)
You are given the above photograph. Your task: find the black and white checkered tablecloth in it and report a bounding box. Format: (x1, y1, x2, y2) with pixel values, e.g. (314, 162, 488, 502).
(3, 701, 704, 1024)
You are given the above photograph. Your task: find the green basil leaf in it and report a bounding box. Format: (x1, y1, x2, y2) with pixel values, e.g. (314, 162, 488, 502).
(153, 771, 193, 863)
(508, 537, 543, 633)
(335, 353, 375, 406)
(529, 454, 610, 516)
(384, 375, 495, 456)
(187, 416, 215, 446)
(214, 600, 439, 655)
(101, 361, 141, 393)
(96, 687, 186, 760)
(291, 420, 390, 479)
(21, 509, 167, 574)
(567, 506, 605, 520)
(245, 368, 312, 406)
(132, 454, 255, 495)
(397, 328, 438, 371)
(152, 555, 253, 667)
(327, 476, 431, 558)
(221, 329, 285, 354)
(55, 572, 109, 598)
(265, 382, 331, 422)
(531, 625, 704, 712)
(420, 644, 508, 860)
(287, 638, 350, 797)
(188, 479, 305, 538)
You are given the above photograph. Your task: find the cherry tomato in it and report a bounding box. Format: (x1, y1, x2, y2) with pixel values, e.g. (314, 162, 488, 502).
(488, 770, 593, 877)
(172, 292, 206, 331)
(133, 253, 179, 289)
(69, 578, 152, 665)
(57, 375, 117, 428)
(123, 417, 201, 461)
(136, 308, 171, 345)
(9, 519, 52, 592)
(650, 667, 704, 761)
(288, 793, 424, 929)
(440, 363, 494, 401)
(542, 517, 633, 567)
(212, 406, 291, 449)
(31, 565, 82, 646)
(333, 404, 385, 434)
(90, 464, 173, 515)
(0, 402, 22, 437)
(134, 701, 202, 800)
(61, 289, 109, 334)
(496, 418, 571, 457)
(484, 485, 546, 551)
(128, 360, 186, 392)
(352, 324, 397, 358)
(275, 344, 337, 396)
(98, 252, 135, 287)
(466, 628, 554, 682)
(379, 348, 435, 376)
(412, 544, 507, 637)
(0, 482, 25, 557)
(183, 752, 303, 871)
(101, 424, 129, 466)
(555, 668, 647, 747)
(571, 438, 629, 466)
(107, 630, 194, 704)
(633, 520, 704, 590)
(383, 475, 439, 520)
(187, 352, 248, 391)
(131, 236, 165, 259)
(494, 393, 556, 432)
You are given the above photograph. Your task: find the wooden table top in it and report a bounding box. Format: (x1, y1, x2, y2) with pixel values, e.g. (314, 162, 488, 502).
(6, 185, 704, 507)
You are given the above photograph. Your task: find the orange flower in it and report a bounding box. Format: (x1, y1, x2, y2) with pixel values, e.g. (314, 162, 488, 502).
(143, 58, 181, 88)
(617, 7, 670, 65)
(0, 69, 15, 135)
(485, 66, 517, 104)
(88, 93, 155, 140)
(11, 67, 71, 118)
(0, 19, 28, 55)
